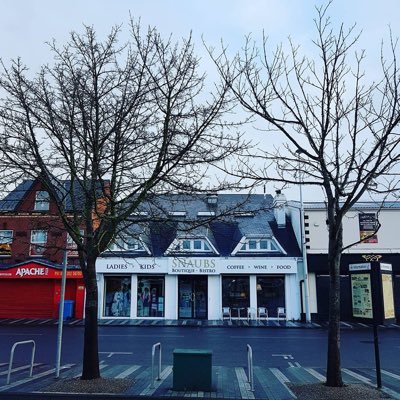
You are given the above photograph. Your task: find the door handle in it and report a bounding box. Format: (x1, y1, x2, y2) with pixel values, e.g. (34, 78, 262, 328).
(191, 292, 195, 302)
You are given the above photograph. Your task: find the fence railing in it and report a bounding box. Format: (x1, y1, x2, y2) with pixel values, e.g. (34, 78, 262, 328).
(151, 342, 162, 389)
(247, 344, 254, 391)
(7, 340, 36, 385)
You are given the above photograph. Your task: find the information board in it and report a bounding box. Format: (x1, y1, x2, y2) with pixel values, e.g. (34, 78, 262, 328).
(382, 274, 395, 319)
(351, 273, 373, 318)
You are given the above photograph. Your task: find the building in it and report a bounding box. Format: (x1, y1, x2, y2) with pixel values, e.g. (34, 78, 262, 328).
(96, 192, 303, 321)
(0, 180, 85, 319)
(303, 201, 400, 322)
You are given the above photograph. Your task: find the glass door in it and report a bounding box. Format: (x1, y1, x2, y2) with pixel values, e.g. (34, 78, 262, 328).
(178, 276, 208, 319)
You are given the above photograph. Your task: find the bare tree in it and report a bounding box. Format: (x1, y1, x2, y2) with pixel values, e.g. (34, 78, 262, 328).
(211, 4, 400, 387)
(0, 22, 244, 379)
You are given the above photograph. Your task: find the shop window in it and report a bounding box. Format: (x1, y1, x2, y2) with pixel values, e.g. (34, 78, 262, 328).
(34, 191, 50, 211)
(256, 276, 285, 314)
(30, 230, 47, 256)
(222, 276, 250, 318)
(103, 276, 131, 317)
(172, 238, 212, 253)
(0, 230, 13, 257)
(108, 235, 145, 252)
(137, 276, 165, 318)
(238, 238, 281, 253)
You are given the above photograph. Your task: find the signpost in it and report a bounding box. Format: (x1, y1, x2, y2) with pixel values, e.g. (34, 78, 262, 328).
(349, 261, 395, 388)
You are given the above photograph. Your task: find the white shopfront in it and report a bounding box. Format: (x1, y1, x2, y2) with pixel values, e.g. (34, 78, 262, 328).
(96, 257, 300, 320)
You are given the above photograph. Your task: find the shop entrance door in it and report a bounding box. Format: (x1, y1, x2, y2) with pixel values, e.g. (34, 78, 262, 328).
(178, 276, 208, 319)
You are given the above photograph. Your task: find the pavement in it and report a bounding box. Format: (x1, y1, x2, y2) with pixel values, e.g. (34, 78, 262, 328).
(0, 318, 400, 399)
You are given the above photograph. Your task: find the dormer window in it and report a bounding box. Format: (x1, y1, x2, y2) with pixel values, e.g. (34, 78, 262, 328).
(34, 191, 50, 211)
(233, 237, 284, 255)
(166, 237, 217, 254)
(109, 235, 145, 252)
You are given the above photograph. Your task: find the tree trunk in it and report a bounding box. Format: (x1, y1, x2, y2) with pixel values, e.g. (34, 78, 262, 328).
(326, 221, 344, 387)
(81, 257, 100, 380)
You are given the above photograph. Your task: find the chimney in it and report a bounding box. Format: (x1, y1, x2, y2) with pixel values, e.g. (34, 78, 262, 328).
(206, 194, 218, 205)
(273, 190, 286, 228)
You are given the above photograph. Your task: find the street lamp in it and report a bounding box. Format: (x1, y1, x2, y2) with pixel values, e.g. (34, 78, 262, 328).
(296, 150, 311, 323)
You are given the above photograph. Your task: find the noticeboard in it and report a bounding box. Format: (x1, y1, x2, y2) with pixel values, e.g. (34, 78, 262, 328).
(382, 274, 395, 319)
(351, 274, 373, 318)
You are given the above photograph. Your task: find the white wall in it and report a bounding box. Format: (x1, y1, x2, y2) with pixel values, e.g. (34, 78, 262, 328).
(285, 274, 300, 320)
(208, 275, 221, 319)
(165, 275, 177, 319)
(305, 208, 400, 253)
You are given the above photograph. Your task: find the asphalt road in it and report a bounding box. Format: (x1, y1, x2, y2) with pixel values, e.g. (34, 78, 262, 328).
(0, 325, 399, 369)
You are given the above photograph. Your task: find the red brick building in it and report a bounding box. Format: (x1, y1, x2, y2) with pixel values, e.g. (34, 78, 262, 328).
(0, 180, 85, 319)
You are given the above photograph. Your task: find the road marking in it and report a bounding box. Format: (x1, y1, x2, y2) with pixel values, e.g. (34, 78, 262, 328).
(0, 333, 43, 336)
(8, 319, 26, 324)
(105, 319, 115, 325)
(99, 334, 184, 338)
(294, 362, 301, 367)
(269, 368, 296, 398)
(288, 362, 294, 367)
(343, 369, 400, 400)
(38, 319, 53, 325)
(140, 365, 172, 396)
(381, 369, 400, 381)
(0, 363, 41, 377)
(340, 322, 353, 328)
(304, 368, 325, 381)
(115, 365, 140, 379)
(24, 319, 39, 325)
(272, 354, 294, 360)
(0, 364, 74, 391)
(68, 319, 82, 325)
(99, 352, 133, 358)
(235, 367, 255, 399)
(357, 323, 369, 328)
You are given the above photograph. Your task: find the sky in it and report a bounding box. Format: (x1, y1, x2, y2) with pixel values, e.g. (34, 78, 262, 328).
(1, 0, 400, 201)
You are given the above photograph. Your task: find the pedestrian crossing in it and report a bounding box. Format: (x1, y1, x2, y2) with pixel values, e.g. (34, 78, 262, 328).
(0, 317, 399, 329)
(1, 361, 400, 399)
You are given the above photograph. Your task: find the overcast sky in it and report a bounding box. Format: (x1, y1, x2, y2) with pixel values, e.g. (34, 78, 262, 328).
(1, 0, 399, 201)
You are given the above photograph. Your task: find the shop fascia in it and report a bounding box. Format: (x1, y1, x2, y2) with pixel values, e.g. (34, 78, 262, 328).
(96, 257, 298, 274)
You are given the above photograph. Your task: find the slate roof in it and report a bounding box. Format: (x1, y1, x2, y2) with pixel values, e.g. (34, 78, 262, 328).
(104, 193, 301, 258)
(0, 180, 35, 211)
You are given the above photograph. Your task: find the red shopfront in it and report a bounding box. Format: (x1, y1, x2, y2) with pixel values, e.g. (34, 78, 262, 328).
(0, 261, 85, 319)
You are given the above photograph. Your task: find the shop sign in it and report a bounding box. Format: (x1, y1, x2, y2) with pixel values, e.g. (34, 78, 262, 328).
(220, 258, 297, 274)
(359, 213, 378, 243)
(169, 258, 218, 274)
(0, 263, 82, 279)
(349, 263, 371, 271)
(380, 263, 392, 271)
(96, 257, 168, 273)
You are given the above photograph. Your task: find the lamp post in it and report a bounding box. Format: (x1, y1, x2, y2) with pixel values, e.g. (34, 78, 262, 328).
(296, 150, 311, 323)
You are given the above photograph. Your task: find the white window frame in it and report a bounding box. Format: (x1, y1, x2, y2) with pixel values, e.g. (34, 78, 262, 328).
(108, 235, 148, 253)
(31, 230, 48, 244)
(0, 230, 13, 244)
(34, 191, 50, 211)
(232, 236, 286, 255)
(166, 237, 219, 254)
(30, 230, 47, 256)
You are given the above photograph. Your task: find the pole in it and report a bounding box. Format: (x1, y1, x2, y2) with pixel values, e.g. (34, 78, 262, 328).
(299, 173, 311, 323)
(373, 320, 382, 388)
(55, 250, 67, 378)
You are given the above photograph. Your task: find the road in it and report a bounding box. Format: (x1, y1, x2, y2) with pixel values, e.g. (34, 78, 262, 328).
(0, 325, 398, 369)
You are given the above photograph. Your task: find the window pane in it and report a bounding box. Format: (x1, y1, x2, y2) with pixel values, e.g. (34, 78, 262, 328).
(182, 240, 190, 250)
(203, 241, 210, 250)
(257, 276, 285, 313)
(193, 240, 202, 250)
(103, 276, 131, 317)
(31, 230, 47, 243)
(270, 241, 278, 251)
(0, 230, 13, 244)
(34, 191, 50, 211)
(248, 240, 257, 250)
(222, 276, 250, 318)
(137, 276, 165, 317)
(259, 240, 268, 250)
